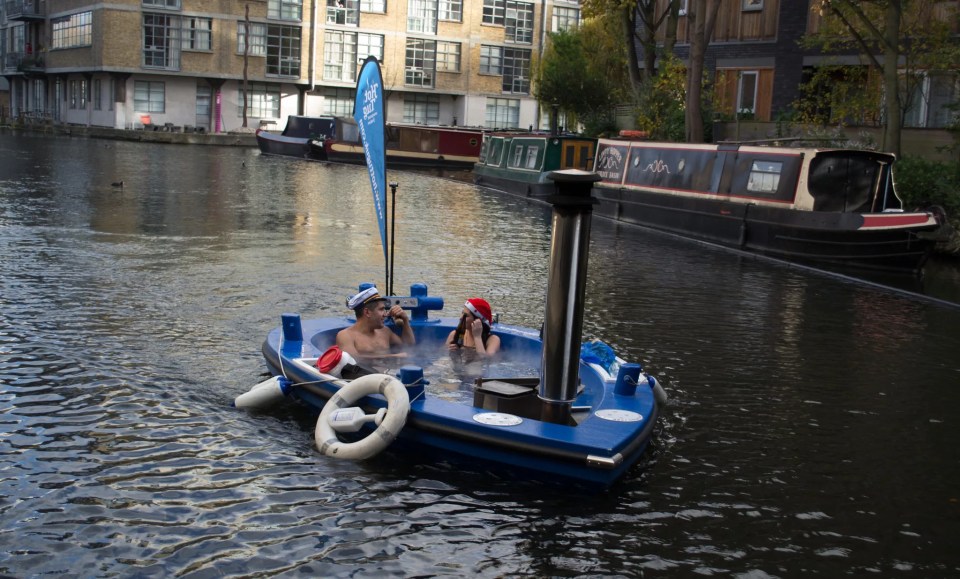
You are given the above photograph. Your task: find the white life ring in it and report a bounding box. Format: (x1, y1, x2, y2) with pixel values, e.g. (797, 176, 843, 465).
(315, 373, 410, 459)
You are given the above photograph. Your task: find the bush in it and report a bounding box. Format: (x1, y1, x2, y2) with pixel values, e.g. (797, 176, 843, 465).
(894, 156, 960, 215)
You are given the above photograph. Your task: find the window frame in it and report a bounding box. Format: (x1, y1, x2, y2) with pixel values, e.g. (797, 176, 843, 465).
(405, 38, 436, 88)
(265, 24, 301, 77)
(480, 45, 502, 75)
(238, 22, 268, 56)
(502, 47, 530, 94)
(142, 12, 181, 70)
(268, 0, 303, 21)
(737, 70, 758, 114)
(238, 82, 281, 118)
(505, 1, 534, 44)
(482, 0, 505, 25)
(436, 41, 460, 73)
(51, 11, 93, 49)
(134, 80, 166, 113)
(407, 0, 438, 35)
(182, 16, 212, 51)
(438, 0, 462, 22)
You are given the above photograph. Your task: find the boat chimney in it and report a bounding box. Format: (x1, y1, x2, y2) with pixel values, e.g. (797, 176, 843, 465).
(538, 169, 601, 425)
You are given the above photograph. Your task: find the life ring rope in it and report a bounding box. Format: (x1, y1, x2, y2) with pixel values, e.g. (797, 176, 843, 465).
(315, 373, 410, 460)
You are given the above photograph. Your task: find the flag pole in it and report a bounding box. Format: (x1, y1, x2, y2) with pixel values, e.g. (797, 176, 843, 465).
(389, 181, 398, 296)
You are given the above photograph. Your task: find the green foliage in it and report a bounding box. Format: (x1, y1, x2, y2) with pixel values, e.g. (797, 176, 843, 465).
(792, 65, 882, 127)
(535, 21, 626, 134)
(894, 156, 960, 214)
(635, 55, 687, 141)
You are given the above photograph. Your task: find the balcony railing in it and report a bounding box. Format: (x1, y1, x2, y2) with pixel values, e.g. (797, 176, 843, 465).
(2, 52, 45, 73)
(5, 0, 44, 19)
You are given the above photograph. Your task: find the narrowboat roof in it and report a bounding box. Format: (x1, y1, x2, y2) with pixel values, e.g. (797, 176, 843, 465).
(599, 138, 897, 162)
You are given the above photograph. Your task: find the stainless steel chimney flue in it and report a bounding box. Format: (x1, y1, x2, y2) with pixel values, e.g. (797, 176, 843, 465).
(538, 169, 601, 425)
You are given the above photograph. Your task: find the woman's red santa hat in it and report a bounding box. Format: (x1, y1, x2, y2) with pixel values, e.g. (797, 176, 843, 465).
(464, 298, 492, 326)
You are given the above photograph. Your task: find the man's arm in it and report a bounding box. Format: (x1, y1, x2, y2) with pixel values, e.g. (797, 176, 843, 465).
(336, 328, 359, 358)
(388, 306, 415, 346)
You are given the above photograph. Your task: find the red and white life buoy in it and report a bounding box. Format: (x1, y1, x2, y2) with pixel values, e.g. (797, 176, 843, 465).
(315, 374, 410, 459)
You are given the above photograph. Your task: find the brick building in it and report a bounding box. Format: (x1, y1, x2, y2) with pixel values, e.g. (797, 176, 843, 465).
(1, 0, 582, 132)
(659, 0, 959, 129)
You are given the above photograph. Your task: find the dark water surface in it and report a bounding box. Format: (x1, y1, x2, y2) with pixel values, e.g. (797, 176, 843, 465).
(2, 132, 959, 577)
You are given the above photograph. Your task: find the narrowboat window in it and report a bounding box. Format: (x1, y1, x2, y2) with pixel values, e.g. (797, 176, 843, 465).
(487, 139, 503, 165)
(511, 144, 524, 167)
(746, 160, 781, 193)
(525, 146, 539, 169)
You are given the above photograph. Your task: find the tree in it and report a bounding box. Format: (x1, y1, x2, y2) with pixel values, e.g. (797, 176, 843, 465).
(582, 0, 682, 97)
(535, 26, 625, 134)
(242, 4, 250, 129)
(809, 0, 959, 157)
(684, 0, 721, 143)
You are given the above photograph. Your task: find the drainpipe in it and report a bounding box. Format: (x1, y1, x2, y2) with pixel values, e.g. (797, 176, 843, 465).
(535, 0, 548, 130)
(538, 169, 601, 425)
(308, 0, 317, 98)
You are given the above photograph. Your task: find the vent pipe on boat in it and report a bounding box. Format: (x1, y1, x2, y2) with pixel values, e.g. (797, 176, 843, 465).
(538, 169, 601, 425)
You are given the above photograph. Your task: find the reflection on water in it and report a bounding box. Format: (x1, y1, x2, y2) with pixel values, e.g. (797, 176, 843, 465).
(2, 132, 960, 576)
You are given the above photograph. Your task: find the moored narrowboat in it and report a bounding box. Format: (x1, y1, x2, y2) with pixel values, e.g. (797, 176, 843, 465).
(591, 139, 949, 274)
(320, 118, 484, 169)
(256, 115, 336, 160)
(472, 132, 597, 196)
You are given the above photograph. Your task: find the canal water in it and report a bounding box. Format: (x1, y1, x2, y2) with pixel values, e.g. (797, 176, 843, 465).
(1, 132, 959, 577)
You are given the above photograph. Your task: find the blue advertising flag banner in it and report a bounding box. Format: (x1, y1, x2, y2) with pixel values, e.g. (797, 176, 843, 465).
(353, 56, 387, 262)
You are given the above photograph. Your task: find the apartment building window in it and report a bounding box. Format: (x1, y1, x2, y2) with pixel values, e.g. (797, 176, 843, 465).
(196, 83, 211, 128)
(403, 94, 439, 124)
(321, 87, 355, 115)
(480, 45, 502, 74)
(134, 80, 165, 113)
(358, 33, 384, 62)
(143, 13, 181, 70)
(405, 38, 435, 88)
(742, 0, 763, 11)
(505, 1, 534, 43)
(266, 25, 301, 77)
(109, 78, 115, 111)
(269, 0, 303, 20)
(323, 32, 382, 81)
(408, 0, 438, 34)
(439, 0, 462, 22)
(485, 97, 519, 128)
(482, 0, 505, 25)
(69, 80, 78, 109)
(737, 70, 758, 114)
(552, 6, 579, 32)
(183, 17, 212, 51)
(79, 79, 87, 109)
(904, 72, 960, 128)
(8, 25, 24, 57)
(238, 22, 267, 56)
(361, 0, 386, 13)
(143, 0, 181, 9)
(323, 30, 357, 81)
(239, 83, 280, 117)
(327, 0, 360, 26)
(93, 79, 101, 110)
(436, 41, 460, 73)
(51, 11, 93, 49)
(502, 48, 530, 93)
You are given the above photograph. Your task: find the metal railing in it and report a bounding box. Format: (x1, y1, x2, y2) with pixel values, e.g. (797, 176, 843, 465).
(5, 0, 43, 18)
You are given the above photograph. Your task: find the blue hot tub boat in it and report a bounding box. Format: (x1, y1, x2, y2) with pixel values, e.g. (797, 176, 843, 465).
(237, 58, 665, 489)
(245, 171, 666, 489)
